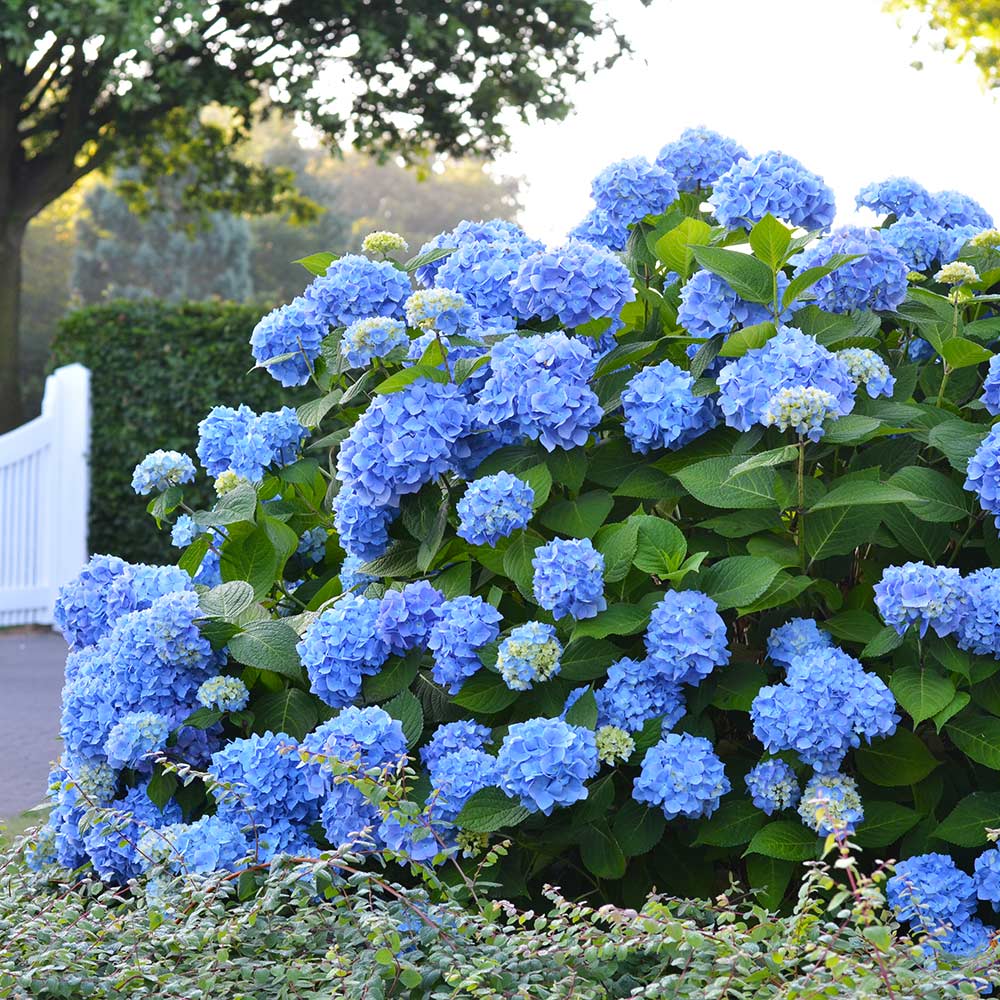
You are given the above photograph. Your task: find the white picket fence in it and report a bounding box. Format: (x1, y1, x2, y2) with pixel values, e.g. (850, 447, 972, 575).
(0, 363, 90, 627)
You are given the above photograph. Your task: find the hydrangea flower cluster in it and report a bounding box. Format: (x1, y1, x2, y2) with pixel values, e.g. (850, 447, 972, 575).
(139, 813, 250, 875)
(567, 206, 630, 252)
(956, 568, 1000, 655)
(622, 360, 718, 453)
(882, 215, 950, 272)
(965, 424, 1000, 527)
(341, 316, 407, 368)
(716, 327, 855, 434)
(982, 355, 1000, 417)
(596, 657, 686, 734)
(645, 591, 730, 685)
(339, 553, 376, 592)
(595, 725, 635, 764)
(634, 733, 730, 820)
(510, 239, 635, 329)
(708, 151, 835, 230)
(874, 561, 965, 638)
(932, 190, 993, 229)
(420, 721, 493, 771)
(404, 288, 479, 334)
(250, 296, 327, 386)
(677, 269, 793, 337)
(196, 404, 307, 481)
(655, 127, 748, 192)
(836, 348, 895, 398)
(762, 386, 839, 442)
(104, 710, 171, 770)
(375, 581, 445, 656)
(856, 177, 938, 219)
(887, 853, 978, 934)
(497, 718, 598, 815)
(745, 759, 800, 815)
(296, 526, 327, 564)
(131, 450, 196, 496)
(797, 773, 863, 836)
(302, 254, 410, 327)
(532, 538, 606, 620)
(766, 617, 832, 670)
(197, 675, 250, 713)
(974, 847, 1000, 911)
(332, 486, 394, 562)
(496, 621, 562, 691)
(456, 472, 534, 546)
(362, 231, 408, 256)
(427, 596, 503, 693)
(936, 261, 980, 286)
(413, 218, 538, 285)
(591, 156, 679, 227)
(427, 747, 499, 825)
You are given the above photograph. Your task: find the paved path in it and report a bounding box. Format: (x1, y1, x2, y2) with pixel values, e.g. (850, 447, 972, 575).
(0, 630, 65, 819)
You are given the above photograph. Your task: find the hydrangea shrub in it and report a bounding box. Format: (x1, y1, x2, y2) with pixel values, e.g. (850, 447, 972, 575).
(38, 130, 1000, 949)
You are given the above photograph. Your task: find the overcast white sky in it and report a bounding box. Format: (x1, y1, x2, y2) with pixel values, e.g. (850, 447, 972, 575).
(493, 0, 1000, 243)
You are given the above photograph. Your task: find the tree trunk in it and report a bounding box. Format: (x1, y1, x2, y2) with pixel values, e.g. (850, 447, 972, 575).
(0, 222, 25, 432)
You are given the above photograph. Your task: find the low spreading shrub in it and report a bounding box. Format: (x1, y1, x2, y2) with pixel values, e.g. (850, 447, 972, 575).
(32, 127, 1000, 970)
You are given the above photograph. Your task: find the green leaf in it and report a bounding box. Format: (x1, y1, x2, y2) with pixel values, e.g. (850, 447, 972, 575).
(198, 580, 256, 622)
(940, 337, 993, 369)
(691, 245, 774, 303)
(727, 445, 799, 478)
(749, 214, 792, 271)
(883, 506, 950, 561)
(296, 390, 342, 429)
(580, 823, 627, 879)
(593, 519, 640, 583)
(855, 729, 939, 787)
(456, 787, 530, 833)
(653, 217, 711, 278)
(220, 525, 280, 599)
(147, 485, 183, 525)
(632, 516, 686, 576)
(746, 855, 795, 909)
(890, 667, 956, 725)
(451, 670, 519, 714)
(571, 603, 651, 640)
(384, 690, 424, 748)
(146, 767, 178, 810)
(503, 531, 541, 600)
(612, 799, 666, 856)
(823, 610, 883, 645)
(361, 542, 421, 579)
(417, 492, 449, 573)
(737, 571, 813, 616)
(697, 556, 782, 611)
(719, 321, 777, 359)
(854, 801, 921, 849)
(252, 689, 318, 742)
(193, 482, 258, 528)
(946, 712, 1000, 769)
(564, 688, 598, 729)
(933, 691, 970, 732)
(539, 490, 614, 539)
(934, 792, 1000, 847)
(887, 467, 971, 523)
(293, 251, 338, 276)
(674, 456, 778, 509)
(178, 535, 211, 578)
(179, 707, 222, 730)
(781, 253, 861, 308)
(560, 638, 619, 681)
(363, 650, 421, 702)
(594, 340, 657, 378)
(695, 800, 767, 847)
(710, 661, 768, 712)
(928, 419, 989, 473)
(821, 414, 883, 445)
(519, 464, 553, 509)
(545, 448, 588, 493)
(403, 246, 454, 272)
(860, 626, 906, 660)
(746, 821, 819, 861)
(228, 620, 303, 681)
(807, 481, 918, 512)
(374, 364, 449, 394)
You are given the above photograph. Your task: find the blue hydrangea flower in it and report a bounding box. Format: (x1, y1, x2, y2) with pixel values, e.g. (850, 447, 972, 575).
(836, 348, 895, 399)
(567, 207, 630, 252)
(591, 156, 679, 226)
(413, 219, 539, 286)
(131, 450, 196, 496)
(932, 190, 994, 229)
(510, 240, 635, 330)
(532, 538, 606, 621)
(745, 759, 800, 815)
(250, 296, 327, 386)
(475, 332, 601, 453)
(497, 718, 598, 815)
(645, 591, 729, 686)
(982, 355, 1000, 416)
(887, 853, 978, 933)
(882, 215, 950, 272)
(456, 472, 534, 546)
(791, 226, 909, 313)
(54, 554, 132, 649)
(341, 316, 407, 368)
(622, 360, 719, 454)
(716, 327, 856, 433)
(170, 514, 201, 548)
(420, 721, 493, 771)
(428, 747, 499, 825)
(427, 596, 503, 693)
(975, 847, 1000, 911)
(376, 581, 445, 655)
(405, 288, 479, 334)
(332, 486, 394, 562)
(965, 424, 1000, 527)
(596, 657, 686, 734)
(957, 568, 1000, 656)
(677, 269, 795, 337)
(104, 711, 171, 771)
(296, 527, 327, 565)
(797, 772, 863, 836)
(940, 223, 982, 261)
(496, 621, 562, 691)
(297, 595, 389, 708)
(337, 378, 471, 507)
(874, 562, 965, 639)
(633, 732, 730, 820)
(709, 151, 835, 230)
(762, 385, 840, 442)
(934, 918, 995, 958)
(767, 618, 833, 670)
(340, 553, 376, 592)
(320, 785, 381, 851)
(197, 404, 306, 481)
(655, 128, 748, 192)
(139, 813, 251, 874)
(302, 254, 410, 327)
(197, 675, 250, 713)
(405, 327, 490, 383)
(751, 645, 899, 772)
(856, 177, 938, 219)
(908, 337, 936, 362)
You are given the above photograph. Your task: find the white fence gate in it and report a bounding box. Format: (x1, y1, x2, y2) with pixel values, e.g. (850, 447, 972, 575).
(0, 363, 90, 626)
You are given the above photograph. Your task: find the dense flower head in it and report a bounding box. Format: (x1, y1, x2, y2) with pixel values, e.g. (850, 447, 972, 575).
(510, 239, 635, 329)
(139, 814, 251, 874)
(130, 450, 195, 496)
(63, 756, 118, 805)
(935, 261, 980, 285)
(882, 215, 949, 272)
(427, 595, 503, 693)
(475, 332, 601, 452)
(320, 784, 381, 851)
(874, 561, 965, 638)
(295, 526, 327, 565)
(532, 537, 606, 620)
(420, 721, 493, 771)
(941, 224, 982, 262)
(622, 360, 719, 453)
(170, 514, 201, 548)
(856, 177, 938, 219)
(595, 725, 635, 764)
(716, 327, 856, 433)
(645, 590, 729, 686)
(932, 190, 994, 229)
(456, 471, 534, 546)
(888, 853, 978, 932)
(341, 316, 407, 368)
(745, 759, 800, 815)
(104, 711, 171, 770)
(297, 595, 389, 708)
(762, 386, 838, 442)
(596, 657, 686, 733)
(428, 747, 499, 825)
(791, 226, 908, 313)
(332, 486, 394, 562)
(197, 675, 249, 713)
(249, 296, 327, 387)
(982, 355, 1000, 417)
(709, 151, 835, 230)
(337, 378, 471, 507)
(836, 348, 895, 399)
(634, 732, 730, 820)
(908, 336, 936, 362)
(497, 717, 598, 815)
(497, 621, 562, 691)
(965, 424, 1000, 527)
(413, 218, 537, 285)
(590, 156, 679, 225)
(677, 269, 794, 338)
(196, 404, 306, 481)
(767, 617, 833, 670)
(934, 917, 995, 958)
(797, 772, 863, 835)
(340, 553, 376, 592)
(567, 206, 630, 251)
(956, 568, 1000, 656)
(302, 254, 410, 327)
(375, 581, 445, 655)
(214, 470, 242, 495)
(404, 288, 479, 334)
(655, 128, 748, 192)
(751, 645, 899, 772)
(362, 231, 408, 256)
(974, 847, 1000, 910)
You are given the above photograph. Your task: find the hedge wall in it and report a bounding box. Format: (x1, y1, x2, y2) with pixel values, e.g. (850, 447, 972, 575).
(50, 300, 284, 563)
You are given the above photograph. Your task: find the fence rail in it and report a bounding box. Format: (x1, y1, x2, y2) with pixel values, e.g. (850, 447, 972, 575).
(0, 364, 89, 627)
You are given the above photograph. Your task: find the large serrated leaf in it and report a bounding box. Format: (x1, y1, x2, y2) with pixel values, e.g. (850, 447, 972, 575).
(228, 620, 304, 681)
(456, 787, 530, 832)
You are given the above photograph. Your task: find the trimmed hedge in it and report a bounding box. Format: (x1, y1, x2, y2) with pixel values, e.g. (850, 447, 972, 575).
(50, 300, 282, 563)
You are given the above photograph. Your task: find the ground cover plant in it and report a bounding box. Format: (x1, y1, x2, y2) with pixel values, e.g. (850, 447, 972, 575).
(32, 127, 1000, 970)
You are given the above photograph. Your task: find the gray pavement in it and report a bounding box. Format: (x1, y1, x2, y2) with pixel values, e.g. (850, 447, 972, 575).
(0, 629, 65, 819)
